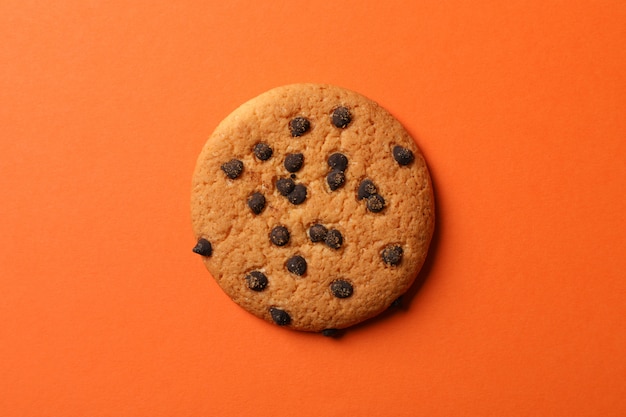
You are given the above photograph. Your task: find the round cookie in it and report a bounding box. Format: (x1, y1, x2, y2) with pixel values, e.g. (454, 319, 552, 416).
(191, 84, 435, 333)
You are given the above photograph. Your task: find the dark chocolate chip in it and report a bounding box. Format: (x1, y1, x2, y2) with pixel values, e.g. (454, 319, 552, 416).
(245, 271, 268, 291)
(308, 223, 328, 243)
(326, 169, 346, 191)
(392, 146, 414, 166)
(270, 226, 290, 246)
(324, 229, 343, 250)
(330, 279, 353, 299)
(286, 255, 307, 276)
(276, 178, 295, 196)
(192, 238, 212, 257)
(391, 296, 403, 308)
(290, 117, 310, 137)
(287, 184, 307, 205)
(382, 244, 403, 266)
(327, 153, 348, 171)
(253, 142, 273, 161)
(322, 328, 340, 337)
(220, 159, 244, 179)
(284, 153, 304, 172)
(366, 194, 386, 213)
(290, 173, 297, 179)
(357, 179, 377, 200)
(331, 106, 351, 129)
(270, 307, 291, 326)
(247, 192, 266, 215)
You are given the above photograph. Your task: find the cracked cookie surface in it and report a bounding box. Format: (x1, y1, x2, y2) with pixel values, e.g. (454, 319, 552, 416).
(191, 83, 435, 332)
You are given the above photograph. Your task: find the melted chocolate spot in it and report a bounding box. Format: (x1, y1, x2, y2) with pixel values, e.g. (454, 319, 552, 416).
(286, 255, 307, 276)
(192, 238, 212, 257)
(324, 229, 343, 250)
(276, 178, 295, 196)
(290, 117, 310, 137)
(331, 106, 351, 128)
(366, 194, 386, 212)
(326, 169, 346, 191)
(330, 280, 353, 299)
(308, 224, 328, 243)
(270, 307, 291, 326)
(245, 271, 268, 291)
(284, 153, 304, 172)
(327, 153, 348, 171)
(220, 159, 244, 179)
(287, 184, 307, 205)
(392, 146, 414, 166)
(382, 244, 403, 266)
(247, 192, 266, 215)
(253, 142, 273, 161)
(357, 179, 377, 200)
(270, 226, 290, 246)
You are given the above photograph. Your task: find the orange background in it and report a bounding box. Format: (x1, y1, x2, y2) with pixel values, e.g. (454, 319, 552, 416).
(2, 1, 625, 416)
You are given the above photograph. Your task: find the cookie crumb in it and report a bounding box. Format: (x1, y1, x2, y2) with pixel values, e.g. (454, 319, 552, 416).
(392, 146, 414, 166)
(270, 226, 290, 246)
(330, 279, 354, 298)
(192, 238, 212, 257)
(331, 106, 352, 129)
(247, 192, 266, 215)
(284, 153, 304, 172)
(220, 159, 244, 179)
(245, 271, 268, 291)
(290, 117, 310, 137)
(270, 307, 291, 326)
(286, 255, 307, 276)
(253, 142, 273, 161)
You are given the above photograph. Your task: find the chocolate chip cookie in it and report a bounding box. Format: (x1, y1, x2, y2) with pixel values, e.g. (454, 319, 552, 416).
(191, 84, 435, 333)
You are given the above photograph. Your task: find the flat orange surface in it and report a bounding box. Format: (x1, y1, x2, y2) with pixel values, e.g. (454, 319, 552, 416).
(2, 1, 625, 416)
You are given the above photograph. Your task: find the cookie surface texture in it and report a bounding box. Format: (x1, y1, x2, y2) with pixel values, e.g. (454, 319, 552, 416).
(191, 84, 435, 332)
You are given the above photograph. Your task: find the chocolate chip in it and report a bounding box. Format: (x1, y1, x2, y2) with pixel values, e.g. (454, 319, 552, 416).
(270, 307, 291, 326)
(392, 146, 414, 166)
(290, 173, 297, 179)
(382, 244, 403, 266)
(220, 159, 244, 179)
(270, 226, 290, 246)
(324, 229, 343, 250)
(322, 328, 340, 337)
(326, 169, 346, 191)
(327, 153, 348, 171)
(284, 153, 304, 172)
(366, 194, 386, 212)
(247, 192, 266, 215)
(331, 106, 351, 128)
(290, 117, 310, 137)
(286, 255, 307, 276)
(245, 271, 268, 291)
(192, 238, 212, 257)
(287, 184, 307, 205)
(357, 179, 377, 200)
(276, 178, 295, 196)
(253, 142, 273, 161)
(308, 223, 328, 243)
(330, 279, 353, 298)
